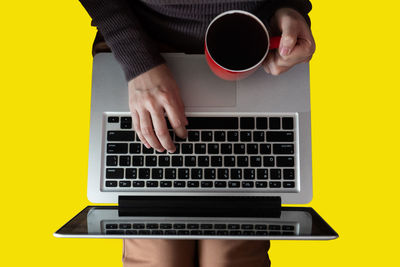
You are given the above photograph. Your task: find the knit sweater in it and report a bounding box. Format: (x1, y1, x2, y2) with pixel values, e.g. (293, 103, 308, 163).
(80, 0, 312, 81)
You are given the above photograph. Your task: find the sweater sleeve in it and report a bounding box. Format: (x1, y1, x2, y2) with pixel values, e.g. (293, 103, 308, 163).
(79, 0, 165, 81)
(259, 0, 312, 27)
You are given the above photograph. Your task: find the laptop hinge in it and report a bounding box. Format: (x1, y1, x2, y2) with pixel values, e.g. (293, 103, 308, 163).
(118, 196, 281, 218)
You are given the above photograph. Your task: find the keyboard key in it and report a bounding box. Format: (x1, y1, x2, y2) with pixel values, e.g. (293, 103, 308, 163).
(106, 156, 118, 166)
(191, 168, 203, 179)
(178, 230, 190, 235)
(241, 224, 254, 230)
(204, 168, 216, 179)
(108, 116, 119, 123)
(240, 131, 252, 142)
(230, 231, 242, 236)
(106, 168, 124, 179)
(129, 143, 141, 154)
(160, 224, 172, 229)
(174, 181, 186, 187)
(125, 168, 137, 179)
(221, 144, 232, 154)
(151, 168, 163, 179)
(270, 169, 281, 179)
(132, 181, 145, 187)
(158, 156, 170, 166)
(208, 144, 219, 154)
(269, 117, 280, 129)
(215, 224, 227, 229)
(218, 169, 229, 179)
(244, 169, 255, 179)
(266, 131, 294, 142)
(178, 169, 190, 179)
(185, 156, 196, 166)
(282, 117, 294, 129)
(211, 156, 223, 167)
(182, 144, 193, 154)
(231, 169, 242, 179)
(142, 145, 154, 154)
(255, 225, 267, 230)
(105, 224, 118, 229)
(260, 144, 272, 154)
(107, 143, 128, 154)
(195, 143, 206, 154)
(253, 131, 265, 142)
(283, 169, 295, 180)
(107, 131, 135, 141)
(147, 181, 158, 187)
(165, 168, 177, 179)
(269, 181, 281, 188)
(197, 156, 210, 167)
(215, 181, 227, 188)
(105, 181, 117, 187)
(119, 224, 131, 229)
(234, 144, 245, 154)
(228, 224, 240, 229)
(188, 131, 200, 141)
(250, 156, 262, 167)
(201, 131, 213, 141)
(171, 143, 180, 154)
(139, 168, 150, 179)
(283, 182, 295, 188)
(201, 181, 213, 188)
(273, 144, 294, 154)
(263, 156, 275, 167)
(119, 156, 131, 166)
(188, 181, 200, 187)
(240, 117, 255, 129)
(256, 181, 268, 188)
(257, 169, 268, 179)
(119, 181, 131, 187)
(217, 230, 229, 235)
(121, 117, 132, 129)
(247, 144, 258, 154)
(186, 117, 238, 129)
(228, 181, 240, 188)
(160, 181, 172, 187)
(282, 225, 295, 231)
(171, 156, 183, 166)
(187, 224, 199, 229)
(145, 156, 157, 166)
(214, 131, 226, 141)
(242, 181, 254, 188)
(237, 156, 249, 167)
(201, 224, 213, 229)
(132, 156, 144, 166)
(256, 117, 268, 129)
(227, 131, 239, 141)
(277, 156, 295, 167)
(224, 156, 235, 167)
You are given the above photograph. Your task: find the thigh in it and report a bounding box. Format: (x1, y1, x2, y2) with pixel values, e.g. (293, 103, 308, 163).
(198, 240, 270, 267)
(123, 239, 196, 267)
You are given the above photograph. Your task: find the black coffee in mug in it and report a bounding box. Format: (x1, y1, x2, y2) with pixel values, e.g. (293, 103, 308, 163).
(206, 12, 269, 71)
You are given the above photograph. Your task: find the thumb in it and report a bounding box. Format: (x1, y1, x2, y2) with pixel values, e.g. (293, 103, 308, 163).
(278, 17, 298, 56)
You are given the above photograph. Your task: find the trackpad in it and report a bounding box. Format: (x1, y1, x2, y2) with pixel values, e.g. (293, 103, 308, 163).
(165, 54, 237, 107)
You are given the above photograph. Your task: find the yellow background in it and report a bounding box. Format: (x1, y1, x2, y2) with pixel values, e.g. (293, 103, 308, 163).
(0, 0, 399, 266)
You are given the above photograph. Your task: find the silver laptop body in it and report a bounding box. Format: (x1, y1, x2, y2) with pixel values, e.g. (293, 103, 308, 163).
(87, 53, 312, 204)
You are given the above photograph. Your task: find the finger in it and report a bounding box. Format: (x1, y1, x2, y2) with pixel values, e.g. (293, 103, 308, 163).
(150, 109, 176, 153)
(164, 103, 187, 139)
(131, 110, 151, 148)
(138, 110, 164, 152)
(266, 51, 291, 76)
(274, 38, 315, 68)
(278, 15, 299, 56)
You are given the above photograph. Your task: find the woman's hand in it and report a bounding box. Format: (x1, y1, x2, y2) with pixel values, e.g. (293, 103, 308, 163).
(128, 64, 188, 153)
(263, 8, 316, 75)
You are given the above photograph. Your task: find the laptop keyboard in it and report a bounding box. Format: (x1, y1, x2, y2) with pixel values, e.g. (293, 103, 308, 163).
(103, 220, 297, 237)
(103, 112, 298, 193)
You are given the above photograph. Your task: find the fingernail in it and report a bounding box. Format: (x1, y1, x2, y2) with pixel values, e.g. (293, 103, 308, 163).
(280, 47, 290, 56)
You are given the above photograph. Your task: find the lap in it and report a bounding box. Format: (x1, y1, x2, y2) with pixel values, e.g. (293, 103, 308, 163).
(123, 239, 270, 267)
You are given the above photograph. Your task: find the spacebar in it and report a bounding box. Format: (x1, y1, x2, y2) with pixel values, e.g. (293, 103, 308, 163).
(186, 117, 239, 129)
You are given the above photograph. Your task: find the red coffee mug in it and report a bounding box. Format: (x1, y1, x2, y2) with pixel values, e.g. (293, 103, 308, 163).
(205, 10, 281, 81)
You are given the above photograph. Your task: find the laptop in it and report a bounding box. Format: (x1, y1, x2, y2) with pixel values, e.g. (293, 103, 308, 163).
(54, 52, 338, 240)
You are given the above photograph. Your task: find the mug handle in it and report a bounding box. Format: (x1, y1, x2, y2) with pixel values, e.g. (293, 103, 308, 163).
(270, 36, 281, 49)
